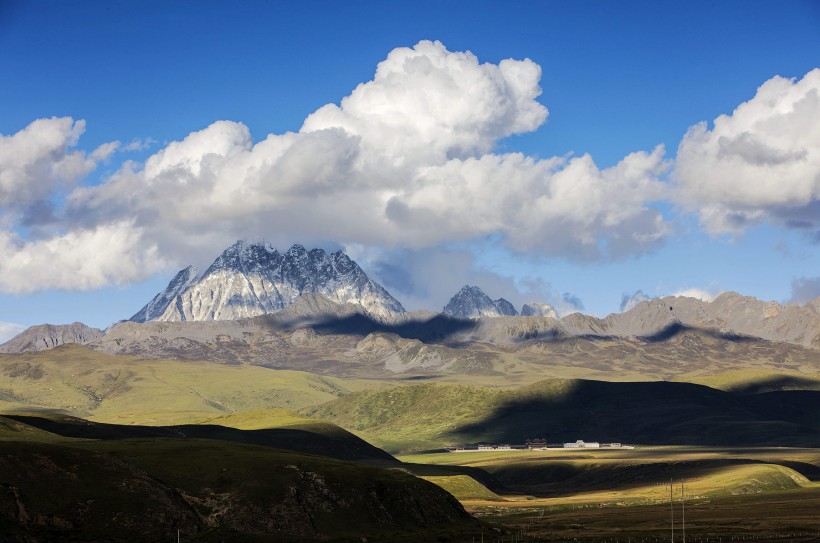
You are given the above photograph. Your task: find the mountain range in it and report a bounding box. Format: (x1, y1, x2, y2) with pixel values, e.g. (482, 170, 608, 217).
(2, 241, 819, 361)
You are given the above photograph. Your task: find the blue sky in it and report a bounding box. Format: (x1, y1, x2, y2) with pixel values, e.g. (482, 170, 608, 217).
(0, 0, 818, 338)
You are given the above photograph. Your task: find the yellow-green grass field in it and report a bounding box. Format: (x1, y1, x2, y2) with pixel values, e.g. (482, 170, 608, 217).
(0, 344, 384, 425)
(399, 447, 820, 541)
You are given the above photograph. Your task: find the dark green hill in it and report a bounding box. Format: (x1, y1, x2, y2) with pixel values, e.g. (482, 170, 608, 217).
(307, 379, 820, 452)
(2, 413, 394, 462)
(0, 438, 477, 542)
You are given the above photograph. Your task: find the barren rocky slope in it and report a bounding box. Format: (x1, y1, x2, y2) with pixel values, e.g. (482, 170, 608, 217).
(468, 292, 820, 349)
(0, 322, 103, 354)
(3, 293, 818, 382)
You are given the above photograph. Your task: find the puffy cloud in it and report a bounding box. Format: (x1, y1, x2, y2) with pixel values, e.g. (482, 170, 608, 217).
(0, 321, 26, 343)
(0, 222, 167, 294)
(789, 276, 820, 304)
(621, 287, 722, 310)
(391, 146, 669, 258)
(2, 41, 672, 294)
(620, 289, 651, 312)
(671, 288, 719, 302)
(0, 117, 98, 210)
(302, 40, 548, 165)
(674, 69, 820, 236)
(59, 41, 670, 269)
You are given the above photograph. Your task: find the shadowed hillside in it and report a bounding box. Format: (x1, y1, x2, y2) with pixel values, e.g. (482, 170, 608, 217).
(2, 413, 395, 462)
(308, 379, 820, 452)
(0, 413, 481, 541)
(0, 438, 478, 542)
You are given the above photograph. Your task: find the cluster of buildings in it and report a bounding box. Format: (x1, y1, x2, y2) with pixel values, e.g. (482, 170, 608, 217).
(449, 439, 634, 452)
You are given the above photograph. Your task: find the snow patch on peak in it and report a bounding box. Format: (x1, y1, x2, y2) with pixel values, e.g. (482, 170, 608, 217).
(131, 241, 405, 322)
(443, 285, 514, 318)
(129, 265, 199, 323)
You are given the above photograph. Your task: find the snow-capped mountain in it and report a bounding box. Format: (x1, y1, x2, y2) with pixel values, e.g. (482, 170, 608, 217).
(129, 241, 405, 322)
(442, 285, 518, 318)
(130, 265, 200, 323)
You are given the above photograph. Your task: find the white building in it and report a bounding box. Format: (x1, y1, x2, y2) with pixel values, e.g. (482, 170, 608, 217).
(477, 444, 512, 450)
(563, 440, 600, 448)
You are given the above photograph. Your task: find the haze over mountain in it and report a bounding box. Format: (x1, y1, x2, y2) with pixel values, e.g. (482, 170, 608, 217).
(130, 241, 405, 322)
(521, 303, 559, 318)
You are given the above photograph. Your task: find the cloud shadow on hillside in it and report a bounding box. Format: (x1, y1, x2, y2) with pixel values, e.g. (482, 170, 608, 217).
(259, 312, 479, 345)
(447, 380, 820, 448)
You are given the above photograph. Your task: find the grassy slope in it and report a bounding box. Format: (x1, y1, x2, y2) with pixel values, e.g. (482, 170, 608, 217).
(401, 448, 820, 499)
(678, 369, 820, 393)
(398, 447, 820, 541)
(1, 411, 396, 462)
(306, 378, 820, 453)
(0, 344, 383, 424)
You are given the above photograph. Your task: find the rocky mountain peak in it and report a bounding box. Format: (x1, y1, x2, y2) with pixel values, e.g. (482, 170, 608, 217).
(443, 285, 516, 318)
(129, 241, 405, 323)
(331, 250, 354, 273)
(0, 322, 103, 353)
(130, 265, 199, 323)
(493, 298, 518, 316)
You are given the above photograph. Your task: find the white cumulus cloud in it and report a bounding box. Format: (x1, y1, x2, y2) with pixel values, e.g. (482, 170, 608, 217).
(673, 69, 820, 236)
(56, 41, 671, 275)
(0, 117, 120, 213)
(0, 222, 167, 294)
(302, 40, 548, 165)
(0, 117, 93, 210)
(671, 288, 720, 302)
(1, 41, 675, 294)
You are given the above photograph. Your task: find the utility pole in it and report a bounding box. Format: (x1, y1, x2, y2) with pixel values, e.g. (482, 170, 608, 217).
(681, 479, 686, 543)
(670, 478, 674, 543)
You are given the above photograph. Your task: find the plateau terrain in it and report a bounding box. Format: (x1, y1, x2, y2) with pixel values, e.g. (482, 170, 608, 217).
(2, 242, 820, 541)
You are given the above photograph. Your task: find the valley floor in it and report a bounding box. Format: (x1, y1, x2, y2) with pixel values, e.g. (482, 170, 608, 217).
(398, 447, 820, 542)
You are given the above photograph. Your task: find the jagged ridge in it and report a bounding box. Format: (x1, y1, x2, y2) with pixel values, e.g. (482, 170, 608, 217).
(443, 285, 518, 318)
(130, 241, 405, 322)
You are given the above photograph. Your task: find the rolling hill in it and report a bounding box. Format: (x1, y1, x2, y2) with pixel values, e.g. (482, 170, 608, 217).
(0, 418, 478, 542)
(306, 378, 820, 453)
(0, 344, 383, 424)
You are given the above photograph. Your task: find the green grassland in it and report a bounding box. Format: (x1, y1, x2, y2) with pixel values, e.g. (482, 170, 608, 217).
(0, 344, 385, 424)
(5, 343, 820, 541)
(306, 378, 820, 453)
(398, 447, 820, 541)
(677, 369, 820, 393)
